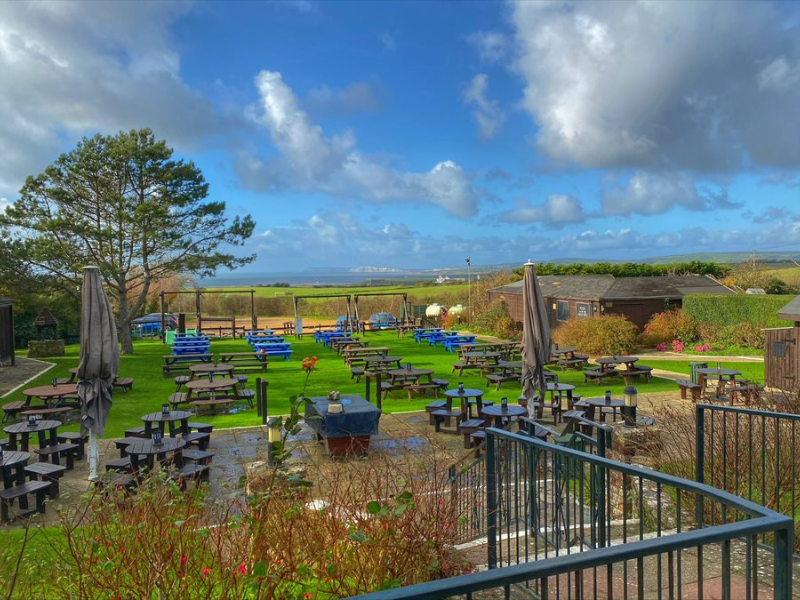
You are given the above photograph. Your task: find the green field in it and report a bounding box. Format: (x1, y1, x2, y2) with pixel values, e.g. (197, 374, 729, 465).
(637, 360, 765, 382)
(764, 266, 800, 286)
(9, 331, 692, 439)
(207, 282, 470, 300)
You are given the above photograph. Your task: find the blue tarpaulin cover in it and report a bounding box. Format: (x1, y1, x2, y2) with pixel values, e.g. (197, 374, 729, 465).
(305, 395, 381, 438)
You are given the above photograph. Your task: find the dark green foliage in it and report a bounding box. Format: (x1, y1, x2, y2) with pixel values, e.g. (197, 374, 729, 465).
(512, 261, 731, 279)
(682, 294, 794, 329)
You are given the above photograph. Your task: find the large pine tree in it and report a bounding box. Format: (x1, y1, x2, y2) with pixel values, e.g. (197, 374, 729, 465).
(0, 129, 255, 353)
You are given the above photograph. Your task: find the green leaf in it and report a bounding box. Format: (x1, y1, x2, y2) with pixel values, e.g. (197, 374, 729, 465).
(252, 562, 267, 577)
(366, 500, 382, 514)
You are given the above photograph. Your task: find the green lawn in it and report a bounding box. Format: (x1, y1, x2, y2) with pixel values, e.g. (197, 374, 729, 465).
(637, 359, 765, 383)
(9, 332, 689, 438)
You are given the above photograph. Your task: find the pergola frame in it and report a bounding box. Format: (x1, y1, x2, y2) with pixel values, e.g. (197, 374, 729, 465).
(158, 289, 256, 341)
(353, 292, 411, 327)
(292, 294, 354, 332)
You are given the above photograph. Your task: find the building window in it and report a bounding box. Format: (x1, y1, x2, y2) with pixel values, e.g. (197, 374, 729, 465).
(576, 302, 591, 318)
(773, 341, 787, 358)
(556, 300, 569, 322)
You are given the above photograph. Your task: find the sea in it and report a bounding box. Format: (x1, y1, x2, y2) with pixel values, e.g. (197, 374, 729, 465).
(198, 271, 449, 288)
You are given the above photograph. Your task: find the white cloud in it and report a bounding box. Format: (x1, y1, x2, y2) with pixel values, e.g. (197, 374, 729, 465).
(237, 71, 478, 217)
(0, 198, 11, 214)
(378, 32, 396, 51)
(466, 31, 509, 64)
(510, 1, 800, 171)
(496, 195, 590, 226)
(0, 1, 233, 196)
(758, 56, 800, 92)
(463, 74, 505, 141)
(601, 172, 740, 216)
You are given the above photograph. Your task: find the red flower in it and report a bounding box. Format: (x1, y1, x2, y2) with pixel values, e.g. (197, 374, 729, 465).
(238, 563, 247, 574)
(181, 556, 188, 566)
(202, 567, 211, 577)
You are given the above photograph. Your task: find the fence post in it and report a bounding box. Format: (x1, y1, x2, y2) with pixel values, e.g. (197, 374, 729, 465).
(255, 377, 262, 418)
(486, 430, 498, 570)
(261, 380, 269, 426)
(773, 522, 793, 600)
(695, 405, 705, 529)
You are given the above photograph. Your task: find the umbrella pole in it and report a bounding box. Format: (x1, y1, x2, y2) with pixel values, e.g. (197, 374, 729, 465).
(88, 431, 99, 482)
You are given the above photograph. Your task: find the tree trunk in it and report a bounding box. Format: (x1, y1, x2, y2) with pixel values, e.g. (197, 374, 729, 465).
(117, 285, 135, 355)
(119, 321, 134, 355)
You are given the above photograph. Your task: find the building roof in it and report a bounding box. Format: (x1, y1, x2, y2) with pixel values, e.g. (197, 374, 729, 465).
(490, 274, 733, 301)
(778, 295, 800, 321)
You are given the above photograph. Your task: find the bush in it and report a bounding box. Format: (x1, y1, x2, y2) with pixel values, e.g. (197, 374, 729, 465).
(552, 315, 639, 355)
(640, 310, 698, 346)
(469, 298, 520, 339)
(26, 457, 472, 598)
(682, 294, 794, 329)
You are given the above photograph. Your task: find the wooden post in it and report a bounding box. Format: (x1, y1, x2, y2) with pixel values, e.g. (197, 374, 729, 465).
(159, 291, 166, 343)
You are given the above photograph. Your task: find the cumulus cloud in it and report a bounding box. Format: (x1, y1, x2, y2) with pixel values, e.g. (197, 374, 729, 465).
(466, 31, 509, 63)
(463, 74, 505, 141)
(496, 195, 591, 227)
(304, 79, 388, 115)
(601, 172, 741, 216)
(0, 1, 234, 196)
(237, 71, 478, 217)
(510, 1, 800, 171)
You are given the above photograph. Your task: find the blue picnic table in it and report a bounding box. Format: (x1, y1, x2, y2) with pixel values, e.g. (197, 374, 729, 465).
(443, 335, 477, 353)
(252, 342, 293, 360)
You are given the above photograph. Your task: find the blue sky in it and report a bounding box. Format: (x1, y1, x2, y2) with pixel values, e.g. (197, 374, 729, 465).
(1, 0, 799, 273)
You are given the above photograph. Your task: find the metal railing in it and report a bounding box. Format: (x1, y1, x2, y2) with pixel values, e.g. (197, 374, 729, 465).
(357, 428, 794, 599)
(697, 403, 800, 554)
(447, 418, 610, 545)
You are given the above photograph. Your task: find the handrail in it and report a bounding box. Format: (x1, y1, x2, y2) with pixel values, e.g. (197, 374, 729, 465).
(353, 515, 792, 599)
(696, 402, 800, 420)
(490, 427, 784, 517)
(356, 426, 795, 599)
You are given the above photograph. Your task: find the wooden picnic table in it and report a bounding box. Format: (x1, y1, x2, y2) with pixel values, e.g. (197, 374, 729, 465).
(696, 368, 743, 401)
(1, 451, 30, 491)
(481, 405, 526, 428)
(363, 356, 403, 370)
(22, 384, 79, 408)
(4, 420, 61, 452)
(335, 340, 370, 354)
(189, 363, 235, 379)
(125, 437, 186, 472)
(141, 410, 193, 437)
(218, 352, 268, 371)
(185, 378, 238, 396)
(595, 356, 639, 373)
(444, 388, 490, 419)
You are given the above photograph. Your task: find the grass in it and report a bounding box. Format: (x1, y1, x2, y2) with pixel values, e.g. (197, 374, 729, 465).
(206, 282, 470, 300)
(637, 359, 766, 382)
(9, 331, 684, 439)
(681, 346, 764, 357)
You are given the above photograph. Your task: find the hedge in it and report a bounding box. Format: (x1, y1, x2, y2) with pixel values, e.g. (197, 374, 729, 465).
(682, 294, 795, 328)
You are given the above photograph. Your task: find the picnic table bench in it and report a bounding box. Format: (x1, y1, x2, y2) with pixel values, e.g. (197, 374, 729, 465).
(219, 352, 268, 372)
(443, 335, 477, 353)
(162, 354, 213, 377)
(251, 342, 293, 360)
(344, 347, 389, 367)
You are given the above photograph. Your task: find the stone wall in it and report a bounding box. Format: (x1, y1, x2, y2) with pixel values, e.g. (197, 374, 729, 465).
(27, 339, 65, 358)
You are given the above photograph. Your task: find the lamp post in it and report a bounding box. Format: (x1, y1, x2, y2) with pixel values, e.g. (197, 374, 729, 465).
(623, 386, 638, 428)
(466, 257, 472, 321)
(266, 416, 282, 467)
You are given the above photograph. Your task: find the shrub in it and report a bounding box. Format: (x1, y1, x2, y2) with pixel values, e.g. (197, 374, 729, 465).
(28, 456, 472, 598)
(682, 294, 793, 329)
(470, 297, 520, 339)
(640, 310, 698, 346)
(552, 314, 639, 355)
